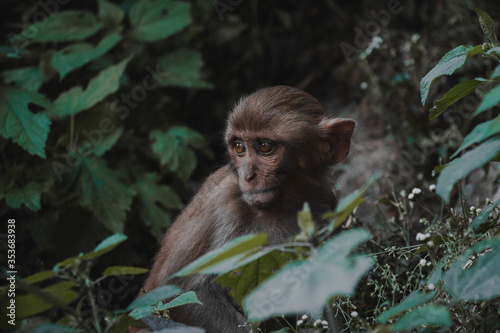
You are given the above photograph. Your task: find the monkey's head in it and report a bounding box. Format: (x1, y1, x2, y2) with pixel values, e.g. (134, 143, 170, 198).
(225, 85, 355, 209)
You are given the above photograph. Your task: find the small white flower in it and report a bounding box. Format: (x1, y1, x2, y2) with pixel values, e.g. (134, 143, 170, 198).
(411, 33, 421, 43)
(416, 233, 431, 241)
(301, 314, 308, 320)
(360, 82, 368, 90)
(428, 283, 435, 290)
(400, 190, 406, 197)
(412, 187, 422, 195)
(408, 193, 415, 200)
(297, 319, 304, 326)
(476, 208, 482, 214)
(426, 261, 432, 266)
(470, 206, 476, 212)
(419, 259, 427, 266)
(427, 240, 434, 247)
(314, 319, 322, 327)
(485, 198, 492, 204)
(351, 311, 359, 318)
(429, 184, 436, 192)
(321, 320, 328, 326)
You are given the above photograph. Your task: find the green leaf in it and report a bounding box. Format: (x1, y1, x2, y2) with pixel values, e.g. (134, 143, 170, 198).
(127, 285, 181, 311)
(98, 0, 125, 27)
(156, 49, 213, 89)
(451, 119, 494, 158)
(432, 163, 448, 177)
(436, 138, 500, 203)
(217, 250, 290, 306)
(1, 67, 44, 92)
(19, 11, 101, 42)
(443, 237, 500, 301)
(391, 305, 452, 332)
(173, 234, 268, 277)
(5, 181, 43, 211)
(244, 229, 372, 321)
(16, 289, 78, 319)
(474, 84, 500, 116)
(52, 33, 122, 80)
(135, 173, 182, 238)
(129, 0, 192, 42)
(484, 116, 500, 139)
(0, 87, 52, 158)
(24, 271, 55, 284)
(472, 8, 498, 43)
(33, 323, 76, 333)
(420, 45, 483, 105)
(150, 126, 207, 181)
(157, 291, 202, 310)
(492, 64, 500, 79)
(297, 202, 315, 239)
(429, 79, 484, 120)
(104, 266, 149, 276)
(50, 56, 132, 118)
(471, 199, 500, 234)
(377, 290, 437, 324)
(93, 127, 124, 157)
(79, 157, 136, 233)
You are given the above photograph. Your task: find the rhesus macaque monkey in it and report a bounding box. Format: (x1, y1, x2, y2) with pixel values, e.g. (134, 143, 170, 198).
(137, 86, 355, 332)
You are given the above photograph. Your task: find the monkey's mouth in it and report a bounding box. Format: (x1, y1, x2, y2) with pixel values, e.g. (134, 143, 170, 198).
(242, 189, 280, 208)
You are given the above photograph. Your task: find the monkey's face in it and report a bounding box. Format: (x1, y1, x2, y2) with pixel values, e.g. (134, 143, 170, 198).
(227, 134, 287, 209)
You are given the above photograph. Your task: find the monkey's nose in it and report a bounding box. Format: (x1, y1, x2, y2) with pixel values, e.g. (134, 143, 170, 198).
(245, 171, 256, 182)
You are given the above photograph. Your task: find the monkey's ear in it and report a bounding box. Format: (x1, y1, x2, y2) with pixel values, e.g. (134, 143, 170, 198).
(320, 118, 355, 164)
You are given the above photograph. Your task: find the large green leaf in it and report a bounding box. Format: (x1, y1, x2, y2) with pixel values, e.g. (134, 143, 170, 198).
(451, 120, 494, 158)
(79, 157, 136, 233)
(150, 126, 206, 181)
(156, 291, 202, 311)
(492, 64, 500, 79)
(135, 173, 182, 238)
(156, 50, 213, 89)
(0, 87, 52, 158)
(129, 0, 192, 42)
(173, 234, 269, 277)
(243, 229, 372, 321)
(429, 79, 485, 120)
(436, 138, 500, 202)
(420, 45, 482, 105)
(18, 11, 101, 42)
(52, 33, 122, 80)
(98, 0, 125, 27)
(50, 56, 131, 118)
(443, 237, 500, 301)
(390, 305, 452, 332)
(5, 181, 43, 211)
(474, 84, 500, 117)
(1, 67, 44, 92)
(377, 290, 437, 324)
(127, 285, 181, 311)
(472, 8, 498, 43)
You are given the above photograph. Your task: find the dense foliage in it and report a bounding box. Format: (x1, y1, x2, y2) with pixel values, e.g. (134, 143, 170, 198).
(0, 1, 499, 332)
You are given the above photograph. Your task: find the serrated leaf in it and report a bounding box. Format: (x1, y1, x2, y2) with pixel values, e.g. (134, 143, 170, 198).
(52, 33, 122, 80)
(0, 87, 52, 157)
(173, 234, 268, 277)
(99, 0, 125, 27)
(217, 250, 289, 306)
(451, 119, 494, 158)
(104, 266, 149, 276)
(377, 290, 437, 324)
(50, 56, 131, 118)
(472, 8, 498, 43)
(420, 45, 482, 105)
(135, 173, 182, 238)
(129, 0, 192, 42)
(157, 49, 213, 89)
(1, 67, 44, 92)
(157, 291, 202, 311)
(94, 127, 123, 157)
(443, 237, 500, 301)
(471, 199, 500, 234)
(79, 157, 135, 233)
(474, 84, 500, 116)
(436, 138, 500, 203)
(150, 126, 207, 181)
(429, 79, 484, 120)
(18, 11, 101, 42)
(391, 305, 452, 332)
(244, 229, 372, 320)
(5, 181, 43, 211)
(127, 285, 182, 311)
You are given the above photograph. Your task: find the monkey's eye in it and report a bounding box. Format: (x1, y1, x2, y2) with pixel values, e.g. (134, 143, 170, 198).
(233, 142, 245, 155)
(258, 141, 275, 154)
